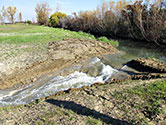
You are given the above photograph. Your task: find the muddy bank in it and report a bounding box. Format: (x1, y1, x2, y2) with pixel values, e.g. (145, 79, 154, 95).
(0, 78, 165, 124)
(0, 38, 118, 90)
(48, 38, 117, 60)
(127, 58, 166, 73)
(0, 46, 166, 124)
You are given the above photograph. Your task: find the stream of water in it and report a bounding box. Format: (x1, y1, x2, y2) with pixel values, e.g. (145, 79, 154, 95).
(0, 57, 118, 106)
(0, 40, 166, 107)
(118, 40, 166, 63)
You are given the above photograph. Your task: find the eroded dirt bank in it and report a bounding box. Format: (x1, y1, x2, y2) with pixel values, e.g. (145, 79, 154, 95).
(0, 38, 166, 124)
(127, 58, 166, 73)
(0, 38, 118, 90)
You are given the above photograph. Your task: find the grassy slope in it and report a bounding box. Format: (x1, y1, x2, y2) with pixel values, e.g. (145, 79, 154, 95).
(0, 24, 118, 65)
(0, 24, 95, 44)
(114, 80, 166, 124)
(36, 80, 166, 124)
(0, 24, 118, 45)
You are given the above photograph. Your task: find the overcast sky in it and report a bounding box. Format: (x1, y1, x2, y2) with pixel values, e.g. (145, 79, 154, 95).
(0, 0, 113, 21)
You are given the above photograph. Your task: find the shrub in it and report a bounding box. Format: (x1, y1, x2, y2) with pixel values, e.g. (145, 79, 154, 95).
(50, 0, 166, 46)
(49, 12, 66, 27)
(26, 20, 32, 24)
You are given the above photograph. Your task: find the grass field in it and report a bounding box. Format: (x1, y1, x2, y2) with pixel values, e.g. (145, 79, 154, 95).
(0, 24, 100, 75)
(0, 24, 95, 44)
(0, 24, 118, 62)
(0, 24, 118, 45)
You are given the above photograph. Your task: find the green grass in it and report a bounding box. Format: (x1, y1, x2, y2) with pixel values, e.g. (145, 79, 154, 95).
(97, 36, 119, 47)
(114, 81, 166, 121)
(34, 107, 78, 124)
(86, 117, 102, 125)
(0, 24, 93, 44)
(129, 81, 166, 117)
(0, 24, 118, 46)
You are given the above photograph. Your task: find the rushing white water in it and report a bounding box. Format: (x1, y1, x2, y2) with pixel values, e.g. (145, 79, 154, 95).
(0, 57, 118, 106)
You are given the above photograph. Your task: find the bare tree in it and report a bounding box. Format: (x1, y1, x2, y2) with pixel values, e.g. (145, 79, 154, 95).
(0, 6, 8, 24)
(19, 12, 22, 22)
(35, 2, 51, 25)
(123, 0, 166, 45)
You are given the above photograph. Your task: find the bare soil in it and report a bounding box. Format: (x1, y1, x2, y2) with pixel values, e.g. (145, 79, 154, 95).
(127, 58, 166, 73)
(0, 38, 166, 124)
(0, 78, 165, 125)
(0, 38, 118, 90)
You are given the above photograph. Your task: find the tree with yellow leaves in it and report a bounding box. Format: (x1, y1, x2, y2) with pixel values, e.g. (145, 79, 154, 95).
(49, 12, 66, 27)
(35, 2, 51, 25)
(7, 6, 16, 23)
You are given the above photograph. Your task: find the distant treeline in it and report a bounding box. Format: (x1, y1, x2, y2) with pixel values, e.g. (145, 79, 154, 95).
(51, 0, 166, 46)
(1, 0, 166, 46)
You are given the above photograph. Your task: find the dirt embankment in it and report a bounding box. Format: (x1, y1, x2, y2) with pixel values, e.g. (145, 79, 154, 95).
(0, 78, 165, 125)
(127, 58, 166, 73)
(0, 38, 118, 90)
(0, 39, 166, 124)
(1, 38, 166, 90)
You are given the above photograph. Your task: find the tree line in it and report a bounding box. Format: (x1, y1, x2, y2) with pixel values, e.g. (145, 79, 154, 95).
(0, 6, 23, 24)
(1, 0, 166, 45)
(35, 0, 166, 45)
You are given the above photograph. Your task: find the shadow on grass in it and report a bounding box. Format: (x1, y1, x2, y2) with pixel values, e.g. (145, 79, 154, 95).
(46, 99, 130, 125)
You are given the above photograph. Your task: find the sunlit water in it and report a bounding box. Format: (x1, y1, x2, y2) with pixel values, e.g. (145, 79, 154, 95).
(118, 40, 166, 63)
(0, 57, 118, 106)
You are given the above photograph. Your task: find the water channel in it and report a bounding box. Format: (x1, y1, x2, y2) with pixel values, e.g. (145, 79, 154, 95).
(0, 40, 165, 107)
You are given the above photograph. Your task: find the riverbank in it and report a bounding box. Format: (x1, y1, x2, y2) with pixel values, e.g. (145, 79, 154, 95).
(0, 57, 166, 124)
(0, 78, 165, 124)
(0, 24, 118, 90)
(0, 38, 118, 90)
(0, 24, 166, 124)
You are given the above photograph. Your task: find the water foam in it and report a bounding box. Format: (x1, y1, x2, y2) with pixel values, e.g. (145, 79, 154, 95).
(0, 57, 118, 106)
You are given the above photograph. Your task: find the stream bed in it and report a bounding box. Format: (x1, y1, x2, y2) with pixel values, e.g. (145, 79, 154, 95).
(0, 40, 166, 107)
(0, 57, 120, 106)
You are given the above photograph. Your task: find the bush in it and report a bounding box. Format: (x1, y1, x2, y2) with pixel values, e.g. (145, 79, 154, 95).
(49, 12, 66, 27)
(26, 20, 32, 24)
(47, 0, 166, 46)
